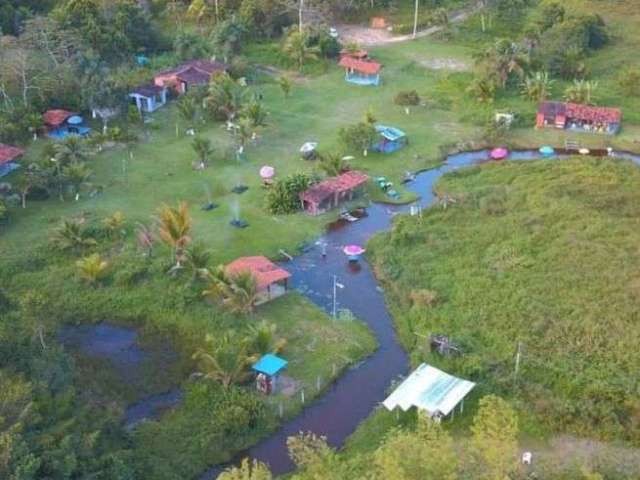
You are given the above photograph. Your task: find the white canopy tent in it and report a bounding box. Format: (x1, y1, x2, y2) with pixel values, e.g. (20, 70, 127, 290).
(383, 363, 475, 418)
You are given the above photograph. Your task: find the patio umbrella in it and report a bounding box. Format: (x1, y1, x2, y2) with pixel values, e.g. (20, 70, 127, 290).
(490, 147, 509, 160)
(539, 145, 555, 157)
(67, 115, 83, 125)
(260, 165, 275, 179)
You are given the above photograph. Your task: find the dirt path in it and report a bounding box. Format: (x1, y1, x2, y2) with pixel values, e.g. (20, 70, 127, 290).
(336, 3, 480, 46)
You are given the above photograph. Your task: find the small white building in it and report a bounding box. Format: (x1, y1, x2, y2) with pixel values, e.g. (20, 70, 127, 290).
(383, 363, 475, 420)
(129, 84, 168, 114)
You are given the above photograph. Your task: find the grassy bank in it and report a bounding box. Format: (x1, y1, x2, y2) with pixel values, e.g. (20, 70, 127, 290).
(368, 157, 640, 442)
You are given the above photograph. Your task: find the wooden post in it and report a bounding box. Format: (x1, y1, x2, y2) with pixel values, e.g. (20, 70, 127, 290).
(316, 376, 321, 391)
(301, 389, 305, 404)
(279, 401, 284, 418)
(412, 0, 420, 39)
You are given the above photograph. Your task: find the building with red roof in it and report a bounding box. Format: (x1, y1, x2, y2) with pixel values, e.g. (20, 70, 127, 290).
(536, 101, 621, 134)
(338, 56, 382, 86)
(225, 256, 291, 305)
(300, 171, 369, 216)
(154, 59, 228, 95)
(0, 143, 25, 177)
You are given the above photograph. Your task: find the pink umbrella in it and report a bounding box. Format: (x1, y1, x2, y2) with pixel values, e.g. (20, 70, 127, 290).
(343, 245, 366, 256)
(490, 147, 509, 160)
(259, 165, 275, 179)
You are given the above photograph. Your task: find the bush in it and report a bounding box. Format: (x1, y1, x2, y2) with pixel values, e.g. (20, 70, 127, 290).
(394, 90, 421, 107)
(266, 173, 312, 214)
(618, 67, 640, 97)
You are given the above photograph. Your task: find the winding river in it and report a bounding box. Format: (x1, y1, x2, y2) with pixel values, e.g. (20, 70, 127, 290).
(196, 148, 640, 478)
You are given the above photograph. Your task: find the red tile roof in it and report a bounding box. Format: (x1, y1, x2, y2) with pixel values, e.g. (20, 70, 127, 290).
(301, 171, 370, 204)
(43, 109, 75, 127)
(338, 56, 382, 75)
(225, 256, 291, 291)
(538, 102, 621, 124)
(340, 49, 369, 59)
(0, 143, 25, 166)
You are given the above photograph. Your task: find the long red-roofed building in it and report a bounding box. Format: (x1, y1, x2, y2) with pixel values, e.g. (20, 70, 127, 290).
(300, 171, 369, 216)
(0, 143, 25, 177)
(225, 256, 291, 305)
(536, 101, 621, 134)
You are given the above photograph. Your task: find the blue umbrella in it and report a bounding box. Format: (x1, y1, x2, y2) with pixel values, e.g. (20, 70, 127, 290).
(67, 115, 83, 125)
(539, 145, 555, 157)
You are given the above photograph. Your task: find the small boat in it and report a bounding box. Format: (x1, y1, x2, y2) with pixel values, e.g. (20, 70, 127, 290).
(401, 171, 416, 183)
(539, 145, 555, 157)
(490, 147, 509, 160)
(579, 148, 590, 155)
(343, 245, 366, 262)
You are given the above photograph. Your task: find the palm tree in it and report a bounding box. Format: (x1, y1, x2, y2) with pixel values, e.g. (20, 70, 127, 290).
(191, 137, 214, 168)
(564, 79, 599, 105)
(177, 94, 198, 130)
(203, 267, 259, 315)
(318, 152, 349, 177)
(205, 73, 249, 123)
(278, 76, 292, 98)
(474, 39, 527, 89)
(25, 113, 43, 140)
(242, 99, 268, 127)
(102, 211, 126, 239)
(245, 320, 287, 358)
(192, 332, 252, 389)
(521, 71, 554, 102)
(76, 253, 109, 285)
(282, 29, 320, 72)
(155, 202, 192, 269)
(62, 161, 92, 199)
(184, 241, 212, 281)
(54, 135, 90, 166)
(50, 219, 97, 251)
(135, 222, 156, 257)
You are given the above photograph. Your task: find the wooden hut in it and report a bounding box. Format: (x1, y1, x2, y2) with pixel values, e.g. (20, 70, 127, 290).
(536, 101, 621, 134)
(225, 256, 291, 305)
(129, 84, 168, 114)
(300, 171, 369, 216)
(0, 143, 24, 177)
(252, 354, 288, 395)
(338, 56, 382, 86)
(154, 60, 227, 95)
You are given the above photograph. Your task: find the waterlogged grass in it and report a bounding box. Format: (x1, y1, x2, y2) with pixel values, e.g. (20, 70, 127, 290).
(368, 157, 640, 442)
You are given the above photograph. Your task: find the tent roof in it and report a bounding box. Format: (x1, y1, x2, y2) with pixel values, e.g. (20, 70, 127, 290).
(376, 125, 406, 141)
(300, 171, 369, 204)
(338, 56, 382, 75)
(225, 256, 291, 291)
(252, 353, 288, 376)
(383, 363, 475, 416)
(0, 143, 25, 166)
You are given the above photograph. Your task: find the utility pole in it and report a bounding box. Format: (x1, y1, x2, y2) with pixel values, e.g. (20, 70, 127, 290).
(412, 0, 420, 39)
(299, 0, 304, 32)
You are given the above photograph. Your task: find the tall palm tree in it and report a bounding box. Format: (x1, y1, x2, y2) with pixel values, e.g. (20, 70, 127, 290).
(564, 79, 599, 105)
(474, 39, 528, 89)
(76, 253, 109, 286)
(191, 137, 214, 168)
(192, 332, 252, 389)
(54, 135, 90, 166)
(245, 320, 287, 358)
(155, 202, 192, 269)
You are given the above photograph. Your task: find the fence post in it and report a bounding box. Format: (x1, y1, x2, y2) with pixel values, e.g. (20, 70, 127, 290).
(301, 389, 305, 404)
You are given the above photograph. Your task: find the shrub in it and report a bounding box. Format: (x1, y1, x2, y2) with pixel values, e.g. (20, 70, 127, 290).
(266, 173, 312, 214)
(394, 90, 421, 107)
(409, 289, 439, 308)
(618, 67, 640, 97)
